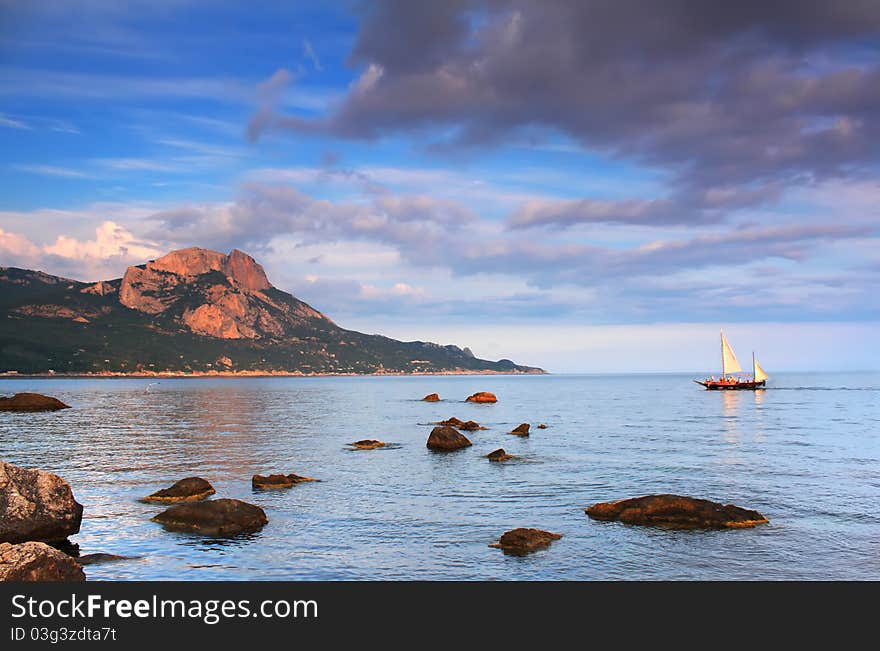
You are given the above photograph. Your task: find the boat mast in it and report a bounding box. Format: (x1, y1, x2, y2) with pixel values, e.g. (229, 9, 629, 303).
(720, 329, 725, 379)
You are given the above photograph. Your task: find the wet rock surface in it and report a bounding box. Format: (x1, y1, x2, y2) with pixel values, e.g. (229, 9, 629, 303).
(466, 392, 497, 403)
(151, 498, 268, 536)
(426, 426, 472, 451)
(142, 477, 216, 504)
(422, 393, 440, 402)
(349, 440, 386, 450)
(584, 494, 769, 529)
(510, 423, 530, 436)
(78, 553, 137, 566)
(486, 449, 514, 462)
(0, 393, 70, 412)
(0, 541, 85, 582)
(252, 473, 318, 489)
(489, 528, 562, 555)
(0, 461, 83, 544)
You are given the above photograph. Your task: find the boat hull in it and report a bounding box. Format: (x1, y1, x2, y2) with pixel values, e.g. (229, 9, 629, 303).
(695, 379, 766, 391)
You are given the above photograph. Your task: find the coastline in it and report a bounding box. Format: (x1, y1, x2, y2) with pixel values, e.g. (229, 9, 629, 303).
(0, 368, 548, 379)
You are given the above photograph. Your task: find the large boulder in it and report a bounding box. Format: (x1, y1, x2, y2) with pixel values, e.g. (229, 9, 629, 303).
(0, 393, 70, 412)
(584, 494, 769, 529)
(489, 528, 562, 556)
(426, 426, 472, 451)
(142, 477, 215, 504)
(422, 393, 440, 402)
(0, 541, 85, 582)
(252, 473, 318, 489)
(0, 461, 83, 544)
(466, 392, 497, 403)
(151, 499, 268, 536)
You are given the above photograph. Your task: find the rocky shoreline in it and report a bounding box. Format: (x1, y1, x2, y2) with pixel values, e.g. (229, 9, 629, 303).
(1, 389, 771, 580)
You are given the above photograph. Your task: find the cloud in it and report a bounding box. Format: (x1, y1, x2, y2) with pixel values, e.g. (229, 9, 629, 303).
(0, 114, 30, 129)
(251, 1, 880, 225)
(303, 39, 323, 72)
(11, 164, 93, 178)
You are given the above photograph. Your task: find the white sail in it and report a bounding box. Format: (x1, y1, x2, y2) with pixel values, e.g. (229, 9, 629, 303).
(754, 357, 768, 382)
(721, 330, 742, 375)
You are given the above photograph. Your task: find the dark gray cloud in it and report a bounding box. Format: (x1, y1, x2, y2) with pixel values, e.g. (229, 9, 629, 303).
(250, 0, 880, 225)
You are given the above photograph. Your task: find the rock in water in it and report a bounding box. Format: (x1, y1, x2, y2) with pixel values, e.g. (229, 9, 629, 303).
(489, 528, 562, 556)
(349, 440, 386, 450)
(0, 461, 83, 544)
(0, 542, 85, 581)
(426, 426, 472, 451)
(459, 420, 483, 431)
(422, 393, 440, 402)
(0, 393, 70, 412)
(584, 494, 769, 529)
(142, 477, 216, 503)
(487, 449, 514, 462)
(252, 473, 318, 489)
(151, 499, 268, 536)
(537, 424, 548, 429)
(438, 417, 466, 428)
(77, 553, 136, 566)
(466, 392, 497, 403)
(510, 423, 530, 436)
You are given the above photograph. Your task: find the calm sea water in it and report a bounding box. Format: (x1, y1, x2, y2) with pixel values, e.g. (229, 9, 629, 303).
(1, 373, 878, 580)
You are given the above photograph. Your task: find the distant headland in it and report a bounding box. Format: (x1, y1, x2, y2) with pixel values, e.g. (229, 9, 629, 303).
(0, 247, 544, 376)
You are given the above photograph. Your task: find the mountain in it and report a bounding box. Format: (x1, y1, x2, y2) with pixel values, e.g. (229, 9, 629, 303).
(0, 247, 543, 375)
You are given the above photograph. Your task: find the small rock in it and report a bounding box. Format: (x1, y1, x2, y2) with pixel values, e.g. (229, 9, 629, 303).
(487, 449, 514, 462)
(252, 473, 318, 489)
(466, 392, 497, 403)
(426, 426, 472, 451)
(509, 423, 530, 436)
(151, 499, 268, 536)
(537, 424, 548, 429)
(0, 461, 83, 544)
(489, 528, 562, 556)
(0, 393, 70, 412)
(349, 440, 386, 450)
(78, 553, 136, 566)
(459, 420, 483, 431)
(437, 417, 465, 428)
(422, 393, 440, 402)
(584, 494, 769, 529)
(0, 541, 85, 581)
(142, 477, 215, 504)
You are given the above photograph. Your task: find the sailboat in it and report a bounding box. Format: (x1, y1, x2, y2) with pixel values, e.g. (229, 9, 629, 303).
(694, 330, 767, 390)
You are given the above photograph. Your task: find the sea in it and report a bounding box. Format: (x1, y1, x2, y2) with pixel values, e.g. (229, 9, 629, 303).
(1, 372, 878, 580)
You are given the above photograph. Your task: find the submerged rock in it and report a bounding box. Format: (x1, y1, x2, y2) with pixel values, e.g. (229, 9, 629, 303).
(437, 417, 465, 428)
(151, 498, 268, 536)
(0, 461, 83, 544)
(584, 494, 769, 529)
(537, 424, 548, 429)
(422, 393, 440, 402)
(459, 420, 484, 431)
(487, 449, 514, 462)
(509, 423, 530, 436)
(78, 553, 137, 566)
(489, 528, 562, 556)
(466, 392, 497, 403)
(426, 426, 472, 451)
(349, 440, 386, 450)
(142, 477, 215, 504)
(252, 473, 318, 489)
(0, 393, 70, 412)
(0, 541, 85, 582)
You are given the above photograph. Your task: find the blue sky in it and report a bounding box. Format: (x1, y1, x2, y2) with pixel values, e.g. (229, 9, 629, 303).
(1, 1, 879, 372)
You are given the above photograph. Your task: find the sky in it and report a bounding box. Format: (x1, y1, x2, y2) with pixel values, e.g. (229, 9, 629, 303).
(1, 0, 879, 373)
